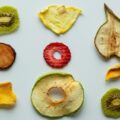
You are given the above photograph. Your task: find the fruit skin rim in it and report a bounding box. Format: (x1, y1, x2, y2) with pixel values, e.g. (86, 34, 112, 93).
(0, 42, 16, 70)
(101, 88, 120, 118)
(31, 72, 84, 118)
(94, 4, 120, 59)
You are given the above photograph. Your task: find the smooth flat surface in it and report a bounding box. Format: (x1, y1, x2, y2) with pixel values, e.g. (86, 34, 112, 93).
(0, 0, 120, 120)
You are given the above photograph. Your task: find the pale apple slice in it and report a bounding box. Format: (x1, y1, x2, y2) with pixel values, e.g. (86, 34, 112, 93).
(31, 73, 84, 118)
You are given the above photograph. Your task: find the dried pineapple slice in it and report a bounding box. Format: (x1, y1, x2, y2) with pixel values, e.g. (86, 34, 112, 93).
(106, 64, 120, 80)
(0, 82, 16, 108)
(38, 5, 81, 35)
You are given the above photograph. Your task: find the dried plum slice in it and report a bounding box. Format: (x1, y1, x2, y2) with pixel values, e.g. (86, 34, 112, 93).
(0, 43, 16, 70)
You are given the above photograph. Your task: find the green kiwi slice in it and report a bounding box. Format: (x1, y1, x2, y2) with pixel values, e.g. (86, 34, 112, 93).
(101, 88, 120, 118)
(0, 6, 19, 35)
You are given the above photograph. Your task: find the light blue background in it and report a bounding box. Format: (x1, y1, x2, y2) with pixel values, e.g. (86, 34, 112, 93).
(0, 0, 120, 120)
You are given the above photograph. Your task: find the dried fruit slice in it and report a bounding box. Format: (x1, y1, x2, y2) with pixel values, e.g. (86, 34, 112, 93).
(0, 82, 16, 108)
(106, 64, 120, 80)
(95, 4, 120, 59)
(0, 43, 16, 70)
(43, 42, 71, 68)
(0, 6, 19, 35)
(31, 73, 84, 118)
(101, 88, 120, 118)
(38, 5, 81, 35)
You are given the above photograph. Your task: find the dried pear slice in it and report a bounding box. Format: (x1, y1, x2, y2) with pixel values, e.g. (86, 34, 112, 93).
(0, 82, 16, 108)
(101, 88, 120, 118)
(31, 73, 84, 118)
(38, 5, 81, 35)
(0, 6, 19, 35)
(106, 64, 120, 80)
(95, 4, 120, 59)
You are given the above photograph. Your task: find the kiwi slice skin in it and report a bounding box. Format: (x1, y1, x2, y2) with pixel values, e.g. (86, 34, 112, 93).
(0, 6, 19, 35)
(101, 88, 120, 118)
(31, 72, 84, 118)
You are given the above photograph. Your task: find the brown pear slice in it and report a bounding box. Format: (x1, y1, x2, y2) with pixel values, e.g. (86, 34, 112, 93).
(38, 5, 81, 35)
(95, 4, 120, 59)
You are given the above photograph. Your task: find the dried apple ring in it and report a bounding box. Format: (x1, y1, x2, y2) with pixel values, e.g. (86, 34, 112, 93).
(0, 43, 16, 70)
(31, 73, 84, 118)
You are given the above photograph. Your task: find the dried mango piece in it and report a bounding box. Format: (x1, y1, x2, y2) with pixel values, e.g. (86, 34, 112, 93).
(106, 64, 120, 80)
(38, 5, 81, 35)
(0, 82, 16, 108)
(95, 4, 120, 59)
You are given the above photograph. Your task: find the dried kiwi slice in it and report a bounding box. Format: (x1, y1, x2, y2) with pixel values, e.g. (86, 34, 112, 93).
(0, 6, 19, 35)
(31, 73, 84, 118)
(101, 88, 120, 118)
